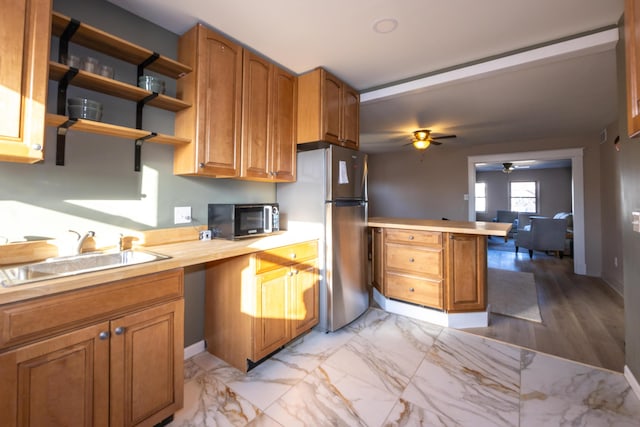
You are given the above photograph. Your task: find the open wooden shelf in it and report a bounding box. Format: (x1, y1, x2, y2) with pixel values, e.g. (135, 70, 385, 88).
(49, 62, 191, 112)
(51, 11, 192, 79)
(46, 113, 190, 146)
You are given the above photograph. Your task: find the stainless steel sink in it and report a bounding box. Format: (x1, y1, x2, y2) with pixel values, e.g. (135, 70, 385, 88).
(0, 249, 171, 287)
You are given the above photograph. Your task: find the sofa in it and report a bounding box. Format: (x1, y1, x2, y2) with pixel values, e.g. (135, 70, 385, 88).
(493, 210, 519, 238)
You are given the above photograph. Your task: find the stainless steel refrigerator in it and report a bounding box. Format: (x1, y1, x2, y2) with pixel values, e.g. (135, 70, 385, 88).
(276, 144, 369, 332)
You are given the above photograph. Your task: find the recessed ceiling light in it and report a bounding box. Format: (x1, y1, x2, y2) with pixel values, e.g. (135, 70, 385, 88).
(372, 18, 398, 34)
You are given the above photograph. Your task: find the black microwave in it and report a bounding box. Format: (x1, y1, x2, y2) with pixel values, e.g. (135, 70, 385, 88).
(208, 203, 279, 240)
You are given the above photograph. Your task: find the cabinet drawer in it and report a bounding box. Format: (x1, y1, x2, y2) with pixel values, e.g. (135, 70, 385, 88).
(0, 269, 184, 351)
(256, 241, 318, 273)
(385, 229, 441, 246)
(385, 243, 442, 277)
(386, 272, 443, 309)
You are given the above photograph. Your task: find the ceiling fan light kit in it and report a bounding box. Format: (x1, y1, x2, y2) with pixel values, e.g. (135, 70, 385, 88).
(412, 139, 430, 149)
(403, 129, 457, 149)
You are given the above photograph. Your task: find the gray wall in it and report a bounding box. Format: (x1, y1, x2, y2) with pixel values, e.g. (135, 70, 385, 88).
(368, 134, 603, 276)
(475, 168, 572, 223)
(0, 0, 275, 346)
(617, 21, 640, 384)
(600, 120, 624, 295)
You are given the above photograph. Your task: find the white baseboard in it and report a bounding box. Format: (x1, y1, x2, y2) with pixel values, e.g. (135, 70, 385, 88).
(372, 288, 488, 328)
(184, 340, 205, 360)
(625, 365, 640, 401)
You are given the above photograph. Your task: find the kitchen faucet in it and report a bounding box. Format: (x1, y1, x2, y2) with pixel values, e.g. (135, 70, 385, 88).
(69, 230, 95, 255)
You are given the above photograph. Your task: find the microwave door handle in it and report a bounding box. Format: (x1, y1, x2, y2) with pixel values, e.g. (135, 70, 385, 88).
(264, 206, 272, 233)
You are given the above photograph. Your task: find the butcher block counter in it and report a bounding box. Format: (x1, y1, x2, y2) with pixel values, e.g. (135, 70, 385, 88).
(368, 217, 510, 327)
(0, 232, 318, 305)
(367, 217, 512, 237)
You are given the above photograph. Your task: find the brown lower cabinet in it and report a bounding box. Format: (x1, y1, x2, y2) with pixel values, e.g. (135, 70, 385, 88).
(444, 233, 487, 312)
(205, 241, 319, 372)
(371, 227, 487, 313)
(0, 269, 185, 427)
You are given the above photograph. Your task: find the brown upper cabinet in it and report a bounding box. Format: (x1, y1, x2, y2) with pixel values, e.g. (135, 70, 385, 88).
(240, 51, 297, 182)
(0, 0, 51, 163)
(175, 24, 243, 177)
(175, 24, 297, 181)
(297, 68, 360, 150)
(626, 0, 640, 137)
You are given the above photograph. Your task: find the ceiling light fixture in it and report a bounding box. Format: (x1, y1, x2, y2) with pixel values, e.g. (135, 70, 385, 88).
(412, 129, 431, 150)
(502, 162, 514, 174)
(372, 18, 398, 34)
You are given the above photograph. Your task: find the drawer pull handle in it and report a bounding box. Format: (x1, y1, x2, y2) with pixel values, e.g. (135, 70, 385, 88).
(99, 331, 110, 340)
(409, 257, 415, 262)
(409, 235, 414, 240)
(290, 253, 297, 259)
(409, 287, 415, 292)
(114, 327, 125, 335)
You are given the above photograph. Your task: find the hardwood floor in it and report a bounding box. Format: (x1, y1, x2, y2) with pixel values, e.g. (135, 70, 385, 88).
(465, 239, 626, 372)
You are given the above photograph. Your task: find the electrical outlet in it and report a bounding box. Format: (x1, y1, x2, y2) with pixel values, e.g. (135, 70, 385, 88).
(174, 206, 191, 224)
(199, 230, 212, 240)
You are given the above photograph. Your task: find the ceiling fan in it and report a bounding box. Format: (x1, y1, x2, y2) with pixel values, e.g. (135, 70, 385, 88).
(404, 129, 457, 150)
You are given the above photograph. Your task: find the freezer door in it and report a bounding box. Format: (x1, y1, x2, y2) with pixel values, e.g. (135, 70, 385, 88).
(324, 200, 369, 331)
(326, 145, 367, 201)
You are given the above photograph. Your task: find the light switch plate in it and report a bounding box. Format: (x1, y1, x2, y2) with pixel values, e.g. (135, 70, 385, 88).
(174, 206, 192, 224)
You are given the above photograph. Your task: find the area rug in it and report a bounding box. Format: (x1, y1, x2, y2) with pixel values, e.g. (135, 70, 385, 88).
(488, 268, 542, 323)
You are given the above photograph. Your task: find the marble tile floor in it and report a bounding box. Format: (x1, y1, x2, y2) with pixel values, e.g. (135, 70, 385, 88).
(169, 308, 640, 427)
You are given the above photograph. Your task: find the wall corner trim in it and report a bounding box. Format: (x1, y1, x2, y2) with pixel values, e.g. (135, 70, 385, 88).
(625, 365, 640, 401)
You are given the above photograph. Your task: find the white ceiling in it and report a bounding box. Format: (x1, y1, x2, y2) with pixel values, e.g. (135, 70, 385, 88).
(107, 0, 624, 154)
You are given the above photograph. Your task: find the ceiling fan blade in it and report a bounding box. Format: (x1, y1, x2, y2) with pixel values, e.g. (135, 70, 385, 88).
(431, 134, 457, 140)
(430, 140, 442, 145)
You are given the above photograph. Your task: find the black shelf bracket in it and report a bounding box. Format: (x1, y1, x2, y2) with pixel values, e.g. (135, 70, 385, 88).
(136, 92, 159, 129)
(133, 52, 160, 172)
(57, 68, 79, 115)
(58, 18, 80, 63)
(137, 52, 160, 79)
(56, 119, 78, 166)
(134, 132, 157, 172)
(55, 67, 79, 167)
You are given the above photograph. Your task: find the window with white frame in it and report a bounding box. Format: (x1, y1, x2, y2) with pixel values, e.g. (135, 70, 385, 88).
(510, 181, 537, 212)
(475, 182, 487, 212)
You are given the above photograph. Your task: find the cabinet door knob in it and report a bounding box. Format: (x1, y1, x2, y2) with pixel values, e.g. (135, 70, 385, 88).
(290, 253, 296, 259)
(199, 162, 205, 168)
(409, 287, 415, 292)
(409, 235, 414, 240)
(409, 257, 415, 262)
(99, 331, 110, 340)
(114, 326, 125, 335)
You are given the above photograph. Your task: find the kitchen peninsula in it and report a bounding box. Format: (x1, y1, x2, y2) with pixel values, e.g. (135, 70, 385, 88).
(368, 217, 511, 328)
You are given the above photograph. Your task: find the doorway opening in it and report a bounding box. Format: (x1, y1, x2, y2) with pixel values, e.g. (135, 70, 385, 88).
(467, 148, 585, 275)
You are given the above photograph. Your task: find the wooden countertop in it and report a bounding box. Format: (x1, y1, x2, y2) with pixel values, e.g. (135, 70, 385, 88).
(368, 217, 512, 236)
(0, 232, 318, 305)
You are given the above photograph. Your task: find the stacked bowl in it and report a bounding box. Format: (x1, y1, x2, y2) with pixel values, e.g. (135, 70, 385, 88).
(67, 97, 103, 121)
(138, 75, 166, 94)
